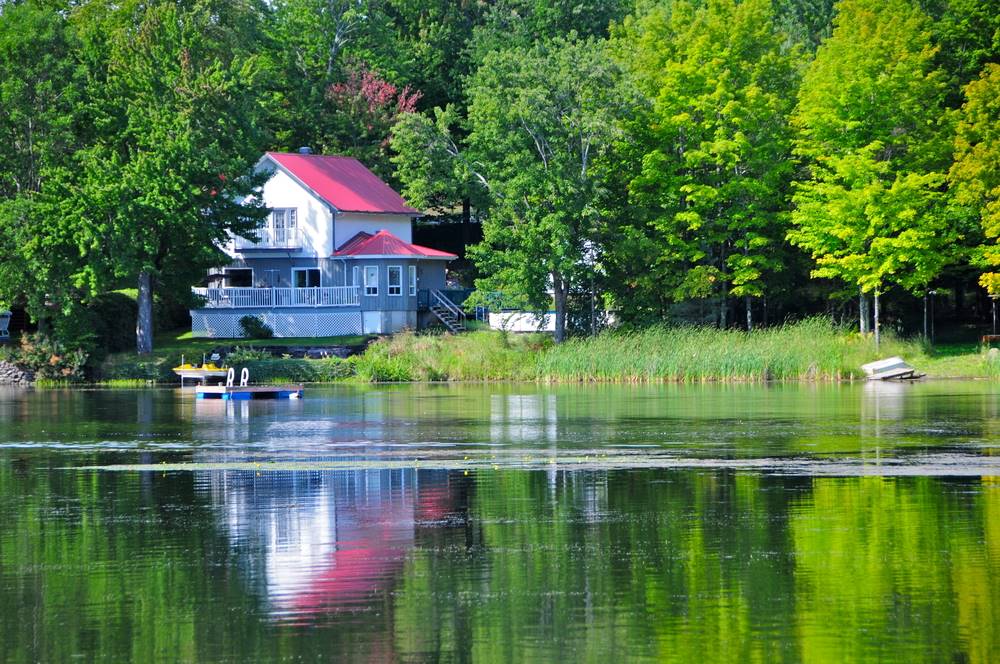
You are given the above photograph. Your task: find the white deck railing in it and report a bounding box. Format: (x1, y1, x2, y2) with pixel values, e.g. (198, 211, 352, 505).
(192, 287, 359, 308)
(231, 227, 300, 250)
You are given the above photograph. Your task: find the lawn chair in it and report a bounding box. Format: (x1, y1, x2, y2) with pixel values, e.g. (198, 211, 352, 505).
(0, 311, 11, 342)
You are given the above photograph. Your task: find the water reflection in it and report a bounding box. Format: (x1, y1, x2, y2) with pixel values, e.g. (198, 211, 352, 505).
(201, 467, 458, 623)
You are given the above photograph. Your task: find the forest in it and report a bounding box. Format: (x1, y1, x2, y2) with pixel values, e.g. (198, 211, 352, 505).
(0, 0, 998, 350)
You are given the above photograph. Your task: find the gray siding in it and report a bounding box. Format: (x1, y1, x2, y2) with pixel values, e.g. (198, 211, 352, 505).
(346, 258, 449, 313)
(226, 257, 346, 287)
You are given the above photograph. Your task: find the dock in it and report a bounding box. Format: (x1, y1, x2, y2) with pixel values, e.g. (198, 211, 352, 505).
(194, 367, 303, 399)
(861, 356, 925, 381)
(196, 384, 303, 400)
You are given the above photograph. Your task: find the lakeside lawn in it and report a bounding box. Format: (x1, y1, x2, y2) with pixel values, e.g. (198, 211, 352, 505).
(90, 319, 1000, 385)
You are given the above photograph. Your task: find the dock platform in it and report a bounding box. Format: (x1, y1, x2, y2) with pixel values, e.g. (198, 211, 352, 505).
(195, 385, 303, 400)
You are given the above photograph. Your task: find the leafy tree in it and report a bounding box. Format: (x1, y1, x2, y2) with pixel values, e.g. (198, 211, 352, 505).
(51, 0, 269, 354)
(787, 0, 958, 346)
(950, 63, 1000, 294)
(609, 0, 801, 329)
(462, 38, 625, 342)
(0, 0, 88, 332)
(322, 61, 422, 181)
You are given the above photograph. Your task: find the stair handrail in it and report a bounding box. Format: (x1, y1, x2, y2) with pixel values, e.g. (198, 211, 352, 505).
(431, 289, 465, 323)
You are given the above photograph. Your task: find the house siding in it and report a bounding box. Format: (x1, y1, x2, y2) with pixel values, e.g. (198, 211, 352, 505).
(335, 212, 413, 248)
(253, 167, 334, 257)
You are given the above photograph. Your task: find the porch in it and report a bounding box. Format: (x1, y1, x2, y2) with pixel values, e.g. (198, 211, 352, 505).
(193, 286, 359, 308)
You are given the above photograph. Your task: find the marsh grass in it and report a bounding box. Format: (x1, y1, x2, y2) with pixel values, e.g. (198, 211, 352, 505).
(538, 318, 926, 382)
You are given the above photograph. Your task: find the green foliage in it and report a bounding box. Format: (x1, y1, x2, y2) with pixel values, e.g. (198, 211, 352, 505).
(464, 37, 627, 341)
(609, 0, 801, 326)
(950, 63, 1000, 294)
(238, 357, 356, 383)
(11, 332, 88, 381)
(238, 315, 274, 340)
(227, 346, 273, 363)
(788, 0, 959, 306)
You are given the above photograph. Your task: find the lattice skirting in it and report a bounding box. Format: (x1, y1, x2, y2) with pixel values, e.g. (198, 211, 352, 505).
(190, 309, 364, 338)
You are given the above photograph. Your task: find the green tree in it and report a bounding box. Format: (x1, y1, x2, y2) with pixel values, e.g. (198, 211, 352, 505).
(53, 0, 269, 353)
(609, 0, 801, 329)
(463, 38, 625, 342)
(950, 64, 1000, 295)
(787, 0, 957, 346)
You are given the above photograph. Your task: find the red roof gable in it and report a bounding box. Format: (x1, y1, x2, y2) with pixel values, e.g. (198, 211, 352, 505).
(334, 230, 457, 259)
(264, 152, 419, 214)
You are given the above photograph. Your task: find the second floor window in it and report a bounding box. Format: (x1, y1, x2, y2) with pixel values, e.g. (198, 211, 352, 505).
(270, 208, 297, 245)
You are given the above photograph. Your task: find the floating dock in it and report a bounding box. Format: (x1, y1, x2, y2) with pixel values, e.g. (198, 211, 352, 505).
(195, 384, 303, 400)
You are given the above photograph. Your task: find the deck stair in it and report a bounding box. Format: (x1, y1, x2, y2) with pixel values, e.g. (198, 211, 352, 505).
(430, 290, 466, 333)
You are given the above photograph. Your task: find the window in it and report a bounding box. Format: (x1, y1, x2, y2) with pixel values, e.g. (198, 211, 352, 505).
(293, 268, 321, 288)
(352, 266, 359, 287)
(224, 268, 253, 288)
(271, 208, 297, 245)
(408, 265, 417, 296)
(388, 266, 402, 296)
(364, 265, 378, 296)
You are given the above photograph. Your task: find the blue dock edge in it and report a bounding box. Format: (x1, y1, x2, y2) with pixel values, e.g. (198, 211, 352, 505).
(196, 389, 303, 400)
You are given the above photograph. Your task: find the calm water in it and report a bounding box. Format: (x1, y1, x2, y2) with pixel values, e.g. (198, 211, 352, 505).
(1, 382, 998, 662)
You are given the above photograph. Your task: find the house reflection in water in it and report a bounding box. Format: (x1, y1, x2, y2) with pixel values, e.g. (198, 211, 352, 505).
(197, 466, 458, 624)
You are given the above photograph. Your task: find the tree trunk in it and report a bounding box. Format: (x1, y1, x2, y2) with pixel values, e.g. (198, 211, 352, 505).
(873, 290, 881, 352)
(137, 270, 154, 355)
(859, 289, 869, 334)
(923, 294, 929, 340)
(552, 272, 567, 343)
(461, 197, 471, 246)
(745, 295, 752, 331)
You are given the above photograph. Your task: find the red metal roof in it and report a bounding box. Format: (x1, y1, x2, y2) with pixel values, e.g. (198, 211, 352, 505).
(264, 152, 419, 214)
(334, 230, 457, 259)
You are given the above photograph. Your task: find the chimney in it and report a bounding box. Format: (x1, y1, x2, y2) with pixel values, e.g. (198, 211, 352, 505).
(297, 146, 312, 155)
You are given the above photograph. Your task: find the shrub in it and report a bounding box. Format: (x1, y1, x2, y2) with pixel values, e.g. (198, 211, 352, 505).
(239, 315, 273, 339)
(13, 333, 88, 381)
(227, 346, 273, 363)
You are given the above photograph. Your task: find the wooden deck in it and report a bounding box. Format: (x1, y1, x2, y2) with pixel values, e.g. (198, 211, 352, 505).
(195, 384, 304, 400)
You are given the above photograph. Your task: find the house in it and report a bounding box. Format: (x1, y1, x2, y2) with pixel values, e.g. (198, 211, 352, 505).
(190, 149, 464, 338)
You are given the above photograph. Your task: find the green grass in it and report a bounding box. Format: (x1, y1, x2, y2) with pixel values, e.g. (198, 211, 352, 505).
(90, 319, 1000, 385)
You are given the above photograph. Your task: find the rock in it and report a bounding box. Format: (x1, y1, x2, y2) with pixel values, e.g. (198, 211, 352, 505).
(988, 347, 999, 361)
(0, 360, 34, 386)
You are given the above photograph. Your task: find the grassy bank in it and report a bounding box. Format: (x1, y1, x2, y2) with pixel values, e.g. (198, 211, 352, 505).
(90, 318, 1000, 385)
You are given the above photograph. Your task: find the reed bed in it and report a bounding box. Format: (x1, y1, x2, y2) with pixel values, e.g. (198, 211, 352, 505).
(537, 318, 923, 382)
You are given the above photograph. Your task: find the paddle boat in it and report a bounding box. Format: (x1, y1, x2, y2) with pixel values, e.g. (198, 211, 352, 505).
(173, 355, 229, 386)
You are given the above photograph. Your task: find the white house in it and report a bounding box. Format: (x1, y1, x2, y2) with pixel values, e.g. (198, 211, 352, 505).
(190, 149, 464, 337)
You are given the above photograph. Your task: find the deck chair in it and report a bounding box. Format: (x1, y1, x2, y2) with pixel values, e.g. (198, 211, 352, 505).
(0, 311, 10, 340)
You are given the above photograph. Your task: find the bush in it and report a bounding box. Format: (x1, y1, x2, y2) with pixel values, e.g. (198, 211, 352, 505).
(88, 292, 139, 353)
(239, 315, 273, 339)
(12, 333, 88, 381)
(227, 346, 273, 363)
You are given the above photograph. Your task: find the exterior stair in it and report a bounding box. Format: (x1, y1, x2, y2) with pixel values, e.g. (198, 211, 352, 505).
(430, 290, 466, 333)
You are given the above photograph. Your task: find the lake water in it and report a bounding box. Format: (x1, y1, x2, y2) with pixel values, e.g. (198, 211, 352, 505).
(0, 382, 998, 662)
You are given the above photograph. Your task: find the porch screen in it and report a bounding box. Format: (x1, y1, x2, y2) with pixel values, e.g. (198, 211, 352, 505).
(364, 266, 378, 296)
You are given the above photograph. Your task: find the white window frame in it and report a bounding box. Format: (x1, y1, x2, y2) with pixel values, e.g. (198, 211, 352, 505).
(292, 268, 321, 288)
(352, 266, 359, 288)
(270, 208, 297, 245)
(408, 265, 417, 296)
(363, 265, 379, 296)
(387, 265, 403, 296)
